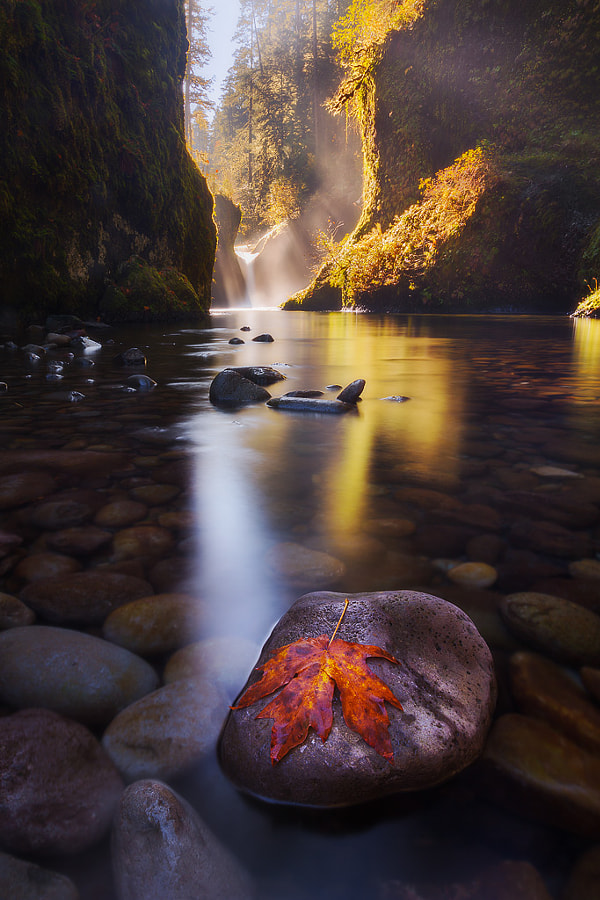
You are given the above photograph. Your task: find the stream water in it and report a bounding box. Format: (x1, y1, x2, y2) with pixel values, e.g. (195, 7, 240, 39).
(2, 310, 600, 898)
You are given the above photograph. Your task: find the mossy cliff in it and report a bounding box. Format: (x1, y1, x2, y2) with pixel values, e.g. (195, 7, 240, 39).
(286, 0, 600, 313)
(0, 0, 216, 326)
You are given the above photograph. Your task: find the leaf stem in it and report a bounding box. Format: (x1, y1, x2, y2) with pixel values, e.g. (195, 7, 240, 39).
(328, 598, 349, 648)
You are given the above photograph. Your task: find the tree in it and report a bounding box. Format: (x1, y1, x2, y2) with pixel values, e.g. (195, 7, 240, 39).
(184, 0, 214, 152)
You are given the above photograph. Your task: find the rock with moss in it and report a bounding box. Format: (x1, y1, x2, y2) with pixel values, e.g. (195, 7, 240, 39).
(99, 257, 208, 323)
(0, 0, 215, 327)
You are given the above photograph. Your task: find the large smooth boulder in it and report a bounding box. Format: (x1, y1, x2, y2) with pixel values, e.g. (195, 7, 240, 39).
(0, 626, 159, 725)
(112, 780, 255, 900)
(209, 370, 271, 407)
(219, 590, 496, 806)
(102, 592, 204, 657)
(0, 851, 79, 900)
(0, 709, 123, 855)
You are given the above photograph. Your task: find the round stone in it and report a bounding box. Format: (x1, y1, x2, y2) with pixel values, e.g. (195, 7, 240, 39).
(45, 525, 112, 556)
(219, 590, 496, 807)
(164, 635, 261, 701)
(0, 709, 123, 855)
(447, 561, 498, 589)
(102, 592, 204, 656)
(0, 850, 79, 900)
(363, 518, 417, 538)
(94, 498, 148, 528)
(112, 780, 254, 900)
(209, 369, 271, 407)
(20, 571, 153, 625)
(14, 552, 83, 583)
(102, 678, 229, 782)
(0, 625, 159, 725)
(0, 471, 56, 510)
(129, 484, 180, 506)
(265, 542, 346, 589)
(569, 559, 600, 581)
(0, 592, 36, 629)
(27, 495, 95, 530)
(499, 592, 600, 666)
(112, 525, 175, 561)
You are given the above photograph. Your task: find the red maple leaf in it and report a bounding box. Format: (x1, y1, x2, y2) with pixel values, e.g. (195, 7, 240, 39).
(232, 600, 403, 764)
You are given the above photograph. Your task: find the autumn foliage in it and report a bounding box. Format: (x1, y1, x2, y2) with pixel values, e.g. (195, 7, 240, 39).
(233, 600, 403, 764)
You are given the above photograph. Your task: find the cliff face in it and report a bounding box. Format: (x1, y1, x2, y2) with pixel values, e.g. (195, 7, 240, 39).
(287, 0, 600, 313)
(0, 0, 216, 325)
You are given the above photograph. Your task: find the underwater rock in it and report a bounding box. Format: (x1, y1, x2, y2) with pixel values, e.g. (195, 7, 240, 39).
(264, 542, 346, 589)
(0, 849, 80, 900)
(103, 592, 203, 657)
(127, 374, 157, 391)
(112, 780, 255, 900)
(219, 590, 496, 806)
(0, 709, 123, 855)
(20, 571, 153, 626)
(0, 471, 57, 510)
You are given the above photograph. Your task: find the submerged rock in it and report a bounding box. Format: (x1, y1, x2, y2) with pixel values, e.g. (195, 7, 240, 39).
(20, 571, 153, 625)
(0, 850, 80, 900)
(266, 396, 356, 414)
(0, 625, 159, 725)
(0, 709, 123, 855)
(219, 590, 496, 806)
(112, 780, 255, 900)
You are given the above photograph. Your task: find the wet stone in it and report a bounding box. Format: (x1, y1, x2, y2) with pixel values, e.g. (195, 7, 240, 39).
(14, 552, 83, 582)
(478, 713, 600, 838)
(219, 590, 496, 807)
(0, 592, 36, 629)
(112, 524, 175, 561)
(447, 561, 498, 589)
(0, 708, 123, 855)
(129, 483, 180, 506)
(499, 592, 600, 666)
(102, 592, 204, 656)
(102, 678, 229, 782)
(209, 369, 271, 407)
(0, 850, 80, 900)
(510, 518, 593, 558)
(562, 844, 600, 900)
(164, 635, 261, 702)
(27, 496, 95, 530)
(265, 541, 346, 589)
(20, 570, 153, 625)
(336, 378, 365, 404)
(0, 471, 57, 510)
(45, 525, 113, 556)
(112, 780, 255, 900)
(226, 365, 286, 385)
(94, 498, 148, 528)
(0, 625, 159, 725)
(509, 651, 600, 754)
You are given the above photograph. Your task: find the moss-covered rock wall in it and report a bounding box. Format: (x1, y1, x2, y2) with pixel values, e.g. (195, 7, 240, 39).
(0, 0, 216, 325)
(287, 0, 600, 313)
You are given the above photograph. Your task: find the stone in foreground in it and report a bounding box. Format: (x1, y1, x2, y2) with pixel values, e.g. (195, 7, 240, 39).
(112, 780, 255, 900)
(219, 590, 496, 807)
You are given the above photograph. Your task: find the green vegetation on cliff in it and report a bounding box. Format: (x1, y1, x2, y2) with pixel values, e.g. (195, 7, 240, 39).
(0, 0, 216, 325)
(286, 0, 600, 313)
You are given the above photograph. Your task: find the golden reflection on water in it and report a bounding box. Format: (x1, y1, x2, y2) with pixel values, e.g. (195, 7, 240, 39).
(572, 317, 600, 381)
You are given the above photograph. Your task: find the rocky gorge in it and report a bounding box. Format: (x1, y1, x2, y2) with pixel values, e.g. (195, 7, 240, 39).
(0, 311, 600, 898)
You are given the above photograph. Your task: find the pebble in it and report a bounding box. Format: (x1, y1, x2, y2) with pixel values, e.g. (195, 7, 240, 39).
(129, 483, 180, 505)
(0, 592, 36, 629)
(0, 850, 80, 900)
(14, 552, 83, 582)
(0, 625, 159, 725)
(111, 524, 175, 561)
(45, 525, 113, 556)
(27, 496, 95, 530)
(112, 780, 255, 900)
(20, 570, 153, 625)
(447, 561, 498, 589)
(363, 517, 417, 538)
(102, 592, 204, 656)
(510, 518, 593, 558)
(264, 542, 346, 588)
(499, 592, 600, 666)
(0, 471, 56, 510)
(478, 713, 600, 838)
(94, 498, 148, 527)
(0, 709, 123, 855)
(509, 651, 600, 754)
(569, 558, 600, 581)
(103, 678, 229, 782)
(219, 590, 496, 807)
(164, 635, 261, 701)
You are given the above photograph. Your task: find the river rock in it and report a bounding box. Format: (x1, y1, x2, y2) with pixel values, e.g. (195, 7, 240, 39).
(113, 347, 146, 366)
(562, 845, 600, 900)
(0, 592, 36, 629)
(0, 450, 127, 477)
(0, 470, 56, 510)
(129, 483, 180, 506)
(447, 561, 498, 589)
(45, 525, 113, 556)
(0, 850, 80, 900)
(363, 517, 417, 538)
(509, 519, 592, 558)
(163, 635, 261, 700)
(20, 570, 153, 625)
(127, 374, 157, 391)
(499, 592, 600, 666)
(569, 558, 600, 581)
(94, 498, 148, 527)
(581, 667, 600, 704)
(251, 332, 274, 342)
(266, 396, 355, 414)
(509, 651, 600, 754)
(14, 552, 83, 582)
(219, 590, 496, 806)
(0, 625, 159, 725)
(112, 524, 175, 561)
(102, 678, 228, 782)
(226, 365, 286, 385)
(478, 713, 600, 838)
(336, 378, 365, 403)
(112, 780, 255, 900)
(27, 494, 96, 530)
(102, 592, 204, 656)
(265, 542, 346, 588)
(0, 709, 123, 855)
(209, 369, 271, 406)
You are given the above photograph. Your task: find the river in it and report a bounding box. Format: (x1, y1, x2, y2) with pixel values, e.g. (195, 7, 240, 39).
(1, 310, 600, 898)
